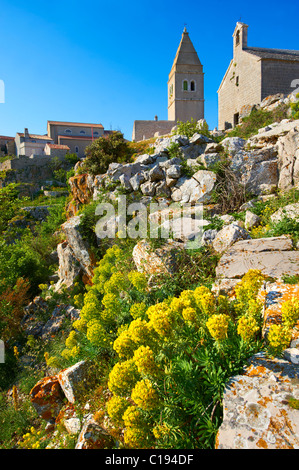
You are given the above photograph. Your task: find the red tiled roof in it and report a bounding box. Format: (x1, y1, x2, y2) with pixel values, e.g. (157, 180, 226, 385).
(48, 121, 104, 128)
(17, 132, 53, 141)
(0, 135, 14, 140)
(46, 143, 70, 150)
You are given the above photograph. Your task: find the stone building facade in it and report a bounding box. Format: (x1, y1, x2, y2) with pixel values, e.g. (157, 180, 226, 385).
(47, 121, 104, 158)
(218, 22, 299, 131)
(132, 28, 204, 142)
(15, 129, 54, 157)
(0, 135, 15, 156)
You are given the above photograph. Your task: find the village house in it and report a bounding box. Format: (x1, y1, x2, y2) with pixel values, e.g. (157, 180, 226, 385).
(15, 129, 54, 157)
(218, 22, 299, 130)
(47, 121, 105, 158)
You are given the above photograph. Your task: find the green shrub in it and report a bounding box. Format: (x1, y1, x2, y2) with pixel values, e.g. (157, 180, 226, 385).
(175, 118, 212, 139)
(225, 104, 289, 140)
(290, 93, 299, 120)
(81, 131, 133, 176)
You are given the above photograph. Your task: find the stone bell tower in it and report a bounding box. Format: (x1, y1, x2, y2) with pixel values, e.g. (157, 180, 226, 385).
(168, 27, 204, 122)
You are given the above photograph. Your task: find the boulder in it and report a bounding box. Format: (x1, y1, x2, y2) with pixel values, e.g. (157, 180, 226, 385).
(160, 217, 209, 242)
(57, 361, 93, 404)
(248, 119, 299, 148)
(148, 164, 165, 182)
(59, 215, 94, 284)
(21, 205, 50, 221)
(215, 236, 299, 280)
(166, 165, 181, 179)
(221, 137, 246, 156)
(30, 376, 64, 422)
(56, 241, 82, 290)
(132, 239, 184, 275)
(259, 281, 299, 338)
(276, 127, 299, 191)
(230, 146, 278, 195)
(245, 210, 261, 229)
(189, 133, 212, 145)
(129, 172, 146, 191)
(140, 181, 156, 196)
(216, 353, 299, 449)
(199, 152, 221, 168)
(270, 202, 299, 224)
(171, 170, 216, 204)
(260, 93, 285, 109)
(212, 222, 250, 253)
(75, 415, 114, 449)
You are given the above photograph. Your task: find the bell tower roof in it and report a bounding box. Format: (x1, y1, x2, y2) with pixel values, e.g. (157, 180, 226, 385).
(170, 28, 202, 73)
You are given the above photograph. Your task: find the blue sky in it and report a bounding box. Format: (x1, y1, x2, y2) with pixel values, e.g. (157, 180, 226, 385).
(0, 0, 298, 141)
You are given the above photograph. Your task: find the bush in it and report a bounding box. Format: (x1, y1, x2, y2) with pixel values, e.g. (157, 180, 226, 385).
(225, 104, 289, 140)
(82, 131, 133, 176)
(175, 118, 212, 139)
(290, 93, 299, 120)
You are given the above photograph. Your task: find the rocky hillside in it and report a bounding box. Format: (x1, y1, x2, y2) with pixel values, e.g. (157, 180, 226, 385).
(1, 95, 299, 450)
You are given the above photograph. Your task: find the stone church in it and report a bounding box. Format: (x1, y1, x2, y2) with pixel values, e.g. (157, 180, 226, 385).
(132, 28, 204, 142)
(218, 22, 299, 131)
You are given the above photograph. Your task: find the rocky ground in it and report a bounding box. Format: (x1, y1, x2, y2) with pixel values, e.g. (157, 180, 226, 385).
(8, 93, 299, 450)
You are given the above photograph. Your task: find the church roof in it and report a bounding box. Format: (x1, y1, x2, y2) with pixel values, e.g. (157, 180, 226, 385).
(244, 46, 299, 62)
(170, 28, 202, 71)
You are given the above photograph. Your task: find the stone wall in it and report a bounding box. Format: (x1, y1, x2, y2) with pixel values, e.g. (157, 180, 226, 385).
(218, 51, 261, 131)
(261, 60, 299, 99)
(0, 154, 66, 172)
(132, 120, 175, 142)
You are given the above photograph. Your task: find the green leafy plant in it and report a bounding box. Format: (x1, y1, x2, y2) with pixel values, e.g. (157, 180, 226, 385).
(82, 131, 133, 176)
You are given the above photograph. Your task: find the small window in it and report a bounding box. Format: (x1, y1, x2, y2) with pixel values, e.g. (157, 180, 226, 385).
(236, 76, 239, 86)
(65, 129, 72, 134)
(94, 131, 99, 136)
(80, 130, 86, 134)
(190, 81, 195, 91)
(75, 146, 79, 153)
(236, 30, 240, 46)
(183, 80, 188, 91)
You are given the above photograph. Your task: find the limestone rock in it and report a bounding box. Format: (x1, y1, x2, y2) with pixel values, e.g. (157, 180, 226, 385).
(75, 415, 114, 449)
(276, 126, 299, 191)
(221, 137, 246, 156)
(189, 133, 212, 145)
(216, 236, 299, 280)
(57, 361, 93, 404)
(140, 180, 156, 196)
(260, 281, 299, 339)
(212, 222, 250, 253)
(21, 205, 50, 221)
(148, 164, 165, 182)
(56, 241, 82, 290)
(132, 239, 184, 275)
(171, 170, 216, 204)
(202, 228, 218, 246)
(230, 146, 278, 195)
(59, 215, 94, 285)
(216, 353, 299, 449)
(30, 376, 64, 422)
(245, 210, 261, 229)
(129, 172, 146, 191)
(270, 202, 299, 224)
(160, 217, 209, 242)
(199, 152, 221, 168)
(260, 93, 285, 109)
(166, 164, 181, 179)
(248, 119, 299, 148)
(284, 348, 299, 365)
